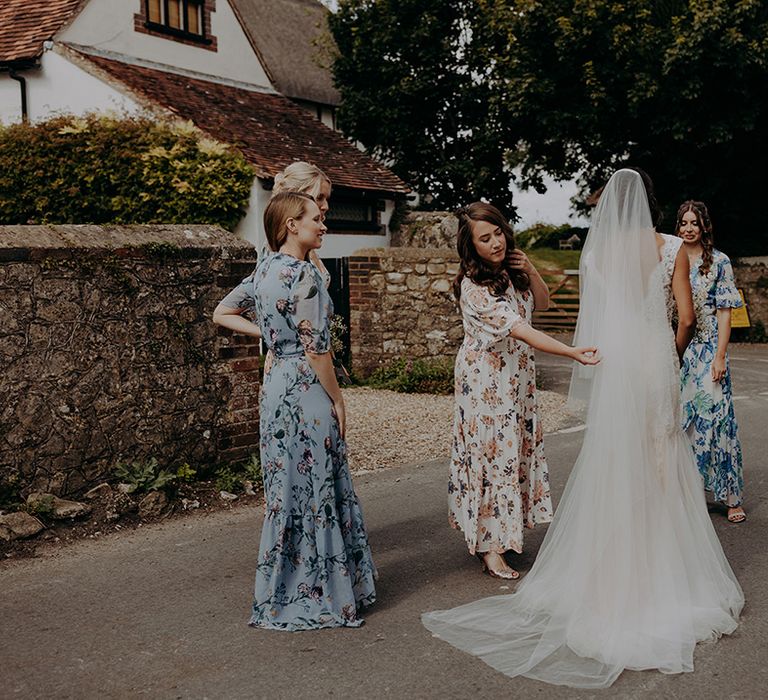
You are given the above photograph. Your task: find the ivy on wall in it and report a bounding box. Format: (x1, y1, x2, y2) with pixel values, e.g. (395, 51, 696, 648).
(0, 114, 254, 231)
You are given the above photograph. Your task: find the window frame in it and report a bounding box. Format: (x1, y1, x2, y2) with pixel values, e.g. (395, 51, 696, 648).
(324, 198, 383, 233)
(142, 0, 212, 46)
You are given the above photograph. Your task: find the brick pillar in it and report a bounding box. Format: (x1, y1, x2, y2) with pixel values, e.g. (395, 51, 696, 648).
(214, 260, 261, 464)
(348, 254, 383, 378)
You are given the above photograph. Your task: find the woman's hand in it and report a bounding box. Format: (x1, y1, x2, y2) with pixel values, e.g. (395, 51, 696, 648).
(333, 397, 346, 439)
(711, 355, 727, 382)
(509, 249, 535, 275)
(571, 346, 601, 366)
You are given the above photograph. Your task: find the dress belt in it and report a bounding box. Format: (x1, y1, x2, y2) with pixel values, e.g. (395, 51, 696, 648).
(272, 350, 305, 358)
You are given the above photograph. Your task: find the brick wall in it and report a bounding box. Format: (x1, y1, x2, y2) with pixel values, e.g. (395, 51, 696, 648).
(0, 224, 258, 498)
(348, 247, 462, 377)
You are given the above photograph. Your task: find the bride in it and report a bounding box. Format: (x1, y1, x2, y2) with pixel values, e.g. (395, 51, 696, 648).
(422, 169, 744, 688)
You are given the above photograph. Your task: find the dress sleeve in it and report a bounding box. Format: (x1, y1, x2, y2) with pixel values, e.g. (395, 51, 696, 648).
(462, 280, 526, 340)
(715, 255, 743, 309)
(290, 263, 331, 353)
(219, 269, 256, 313)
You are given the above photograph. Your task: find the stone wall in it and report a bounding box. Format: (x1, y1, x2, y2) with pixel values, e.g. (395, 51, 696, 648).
(0, 225, 259, 499)
(390, 211, 457, 249)
(734, 257, 768, 331)
(348, 247, 462, 377)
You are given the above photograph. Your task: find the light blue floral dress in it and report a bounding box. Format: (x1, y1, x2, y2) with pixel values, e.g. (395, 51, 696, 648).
(221, 252, 377, 630)
(680, 250, 744, 507)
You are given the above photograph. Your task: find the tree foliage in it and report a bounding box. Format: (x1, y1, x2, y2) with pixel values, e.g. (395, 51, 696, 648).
(331, 1, 768, 254)
(329, 0, 515, 213)
(483, 0, 768, 255)
(0, 114, 254, 230)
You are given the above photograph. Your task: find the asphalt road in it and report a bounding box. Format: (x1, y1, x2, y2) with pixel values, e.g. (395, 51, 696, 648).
(1, 347, 766, 699)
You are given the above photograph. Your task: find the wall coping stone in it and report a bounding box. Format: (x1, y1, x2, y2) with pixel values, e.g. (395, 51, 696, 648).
(0, 225, 255, 259)
(735, 256, 768, 267)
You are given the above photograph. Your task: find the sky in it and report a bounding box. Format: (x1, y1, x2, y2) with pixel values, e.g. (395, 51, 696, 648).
(512, 177, 589, 229)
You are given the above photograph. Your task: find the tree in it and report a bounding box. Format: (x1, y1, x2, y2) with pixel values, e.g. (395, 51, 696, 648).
(482, 0, 768, 255)
(329, 0, 517, 214)
(0, 114, 254, 231)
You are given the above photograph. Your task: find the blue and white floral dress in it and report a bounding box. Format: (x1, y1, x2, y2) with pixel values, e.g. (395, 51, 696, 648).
(680, 250, 744, 507)
(221, 252, 377, 630)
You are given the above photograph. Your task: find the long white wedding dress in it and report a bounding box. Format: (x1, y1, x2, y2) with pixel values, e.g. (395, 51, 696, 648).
(422, 170, 744, 688)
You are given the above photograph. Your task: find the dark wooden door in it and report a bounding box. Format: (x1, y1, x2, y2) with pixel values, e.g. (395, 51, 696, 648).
(322, 257, 351, 366)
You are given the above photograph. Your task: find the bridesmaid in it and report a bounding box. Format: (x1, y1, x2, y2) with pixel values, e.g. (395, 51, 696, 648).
(272, 161, 332, 287)
(677, 200, 746, 523)
(213, 192, 377, 629)
(450, 202, 599, 579)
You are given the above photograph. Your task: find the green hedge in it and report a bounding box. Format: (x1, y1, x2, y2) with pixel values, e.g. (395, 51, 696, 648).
(0, 114, 254, 230)
(364, 357, 454, 394)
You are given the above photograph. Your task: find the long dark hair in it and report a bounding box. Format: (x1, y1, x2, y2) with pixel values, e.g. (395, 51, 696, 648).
(453, 202, 530, 300)
(627, 166, 663, 229)
(676, 200, 714, 275)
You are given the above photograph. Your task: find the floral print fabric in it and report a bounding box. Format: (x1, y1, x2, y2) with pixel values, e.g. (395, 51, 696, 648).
(220, 253, 376, 630)
(680, 250, 744, 507)
(448, 278, 553, 555)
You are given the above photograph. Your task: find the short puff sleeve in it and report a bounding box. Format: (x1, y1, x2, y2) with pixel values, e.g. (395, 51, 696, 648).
(290, 263, 331, 354)
(219, 269, 257, 313)
(714, 254, 743, 309)
(461, 279, 526, 348)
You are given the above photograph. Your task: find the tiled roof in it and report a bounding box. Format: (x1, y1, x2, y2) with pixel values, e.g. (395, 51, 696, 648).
(230, 0, 340, 106)
(0, 0, 83, 63)
(83, 54, 409, 194)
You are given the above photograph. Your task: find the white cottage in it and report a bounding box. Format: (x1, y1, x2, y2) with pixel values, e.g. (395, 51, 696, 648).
(0, 0, 409, 256)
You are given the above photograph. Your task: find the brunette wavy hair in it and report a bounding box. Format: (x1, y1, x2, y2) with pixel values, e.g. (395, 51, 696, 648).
(676, 200, 714, 275)
(453, 202, 530, 300)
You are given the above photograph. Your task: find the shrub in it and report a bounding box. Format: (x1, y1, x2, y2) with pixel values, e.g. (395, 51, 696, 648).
(0, 113, 254, 230)
(113, 458, 177, 494)
(365, 357, 454, 394)
(214, 467, 241, 493)
(215, 453, 262, 493)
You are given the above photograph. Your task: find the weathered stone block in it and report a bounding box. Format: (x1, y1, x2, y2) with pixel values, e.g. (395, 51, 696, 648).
(406, 274, 430, 291)
(0, 512, 45, 541)
(430, 279, 451, 293)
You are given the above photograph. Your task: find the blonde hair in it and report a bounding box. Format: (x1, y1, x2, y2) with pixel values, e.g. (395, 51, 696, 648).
(272, 161, 331, 200)
(263, 191, 315, 252)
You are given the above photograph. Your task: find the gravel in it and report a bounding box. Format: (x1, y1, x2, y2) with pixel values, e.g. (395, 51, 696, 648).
(342, 387, 572, 473)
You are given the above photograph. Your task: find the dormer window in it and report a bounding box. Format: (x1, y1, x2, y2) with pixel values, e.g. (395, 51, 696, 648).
(135, 0, 217, 50)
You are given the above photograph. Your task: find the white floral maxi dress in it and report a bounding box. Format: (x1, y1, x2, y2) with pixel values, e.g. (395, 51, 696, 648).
(220, 253, 377, 631)
(680, 249, 744, 507)
(448, 278, 553, 555)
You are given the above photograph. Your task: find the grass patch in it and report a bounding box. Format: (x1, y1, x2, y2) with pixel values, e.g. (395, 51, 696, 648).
(525, 248, 581, 271)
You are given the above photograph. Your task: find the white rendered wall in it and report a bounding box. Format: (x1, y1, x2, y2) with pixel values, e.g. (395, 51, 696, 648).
(319, 232, 389, 258)
(235, 177, 272, 253)
(59, 0, 272, 88)
(0, 51, 141, 124)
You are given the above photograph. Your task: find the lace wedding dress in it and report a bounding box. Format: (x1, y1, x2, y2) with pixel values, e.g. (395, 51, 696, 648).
(422, 170, 744, 688)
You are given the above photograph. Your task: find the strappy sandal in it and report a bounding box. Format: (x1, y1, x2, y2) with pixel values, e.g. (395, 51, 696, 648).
(477, 553, 520, 580)
(727, 507, 747, 523)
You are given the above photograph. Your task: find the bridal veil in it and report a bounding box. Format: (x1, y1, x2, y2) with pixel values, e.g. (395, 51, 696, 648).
(422, 169, 744, 688)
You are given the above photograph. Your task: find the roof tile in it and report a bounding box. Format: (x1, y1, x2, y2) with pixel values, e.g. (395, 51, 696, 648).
(84, 53, 409, 194)
(0, 0, 82, 63)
